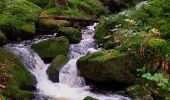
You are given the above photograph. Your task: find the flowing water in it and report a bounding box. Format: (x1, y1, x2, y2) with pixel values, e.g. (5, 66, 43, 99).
(4, 23, 131, 100)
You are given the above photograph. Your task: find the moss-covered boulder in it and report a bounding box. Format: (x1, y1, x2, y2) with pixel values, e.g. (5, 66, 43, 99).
(31, 36, 69, 62)
(36, 18, 69, 35)
(83, 96, 96, 100)
(0, 31, 7, 46)
(0, 48, 33, 99)
(47, 55, 69, 82)
(58, 27, 82, 43)
(77, 49, 136, 87)
(0, 0, 42, 41)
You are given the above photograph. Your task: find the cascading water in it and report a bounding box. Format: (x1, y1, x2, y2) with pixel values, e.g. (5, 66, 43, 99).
(4, 24, 130, 100)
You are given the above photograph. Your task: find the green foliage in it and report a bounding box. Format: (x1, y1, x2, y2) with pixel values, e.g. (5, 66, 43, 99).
(94, 17, 116, 43)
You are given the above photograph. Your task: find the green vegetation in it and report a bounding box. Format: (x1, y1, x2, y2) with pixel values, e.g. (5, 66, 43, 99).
(93, 0, 170, 99)
(0, 48, 33, 99)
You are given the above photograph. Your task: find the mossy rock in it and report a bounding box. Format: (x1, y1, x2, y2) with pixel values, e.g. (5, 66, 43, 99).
(0, 31, 7, 46)
(31, 36, 69, 62)
(77, 49, 136, 87)
(58, 27, 82, 43)
(0, 48, 33, 99)
(0, 0, 42, 41)
(83, 96, 96, 100)
(47, 55, 69, 82)
(36, 18, 69, 35)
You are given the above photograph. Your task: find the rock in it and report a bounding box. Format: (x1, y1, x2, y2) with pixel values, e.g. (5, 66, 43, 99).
(47, 55, 69, 82)
(0, 48, 33, 99)
(77, 49, 136, 87)
(0, 0, 42, 41)
(31, 36, 69, 62)
(83, 96, 96, 100)
(58, 27, 82, 43)
(36, 18, 69, 35)
(0, 31, 7, 46)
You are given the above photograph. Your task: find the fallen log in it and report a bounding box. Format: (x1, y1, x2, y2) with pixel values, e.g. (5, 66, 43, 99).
(40, 16, 99, 23)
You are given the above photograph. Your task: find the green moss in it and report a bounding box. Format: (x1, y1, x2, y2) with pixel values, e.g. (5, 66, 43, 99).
(0, 0, 42, 40)
(47, 55, 69, 82)
(59, 27, 82, 43)
(0, 31, 7, 46)
(31, 36, 69, 60)
(0, 48, 33, 99)
(43, 0, 105, 18)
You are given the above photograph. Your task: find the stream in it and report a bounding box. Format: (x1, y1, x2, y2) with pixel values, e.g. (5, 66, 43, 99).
(4, 23, 130, 100)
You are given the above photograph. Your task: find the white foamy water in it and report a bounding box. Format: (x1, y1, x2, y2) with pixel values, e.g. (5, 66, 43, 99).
(4, 23, 130, 100)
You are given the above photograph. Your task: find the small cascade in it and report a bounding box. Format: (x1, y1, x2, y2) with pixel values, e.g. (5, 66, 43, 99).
(5, 23, 130, 100)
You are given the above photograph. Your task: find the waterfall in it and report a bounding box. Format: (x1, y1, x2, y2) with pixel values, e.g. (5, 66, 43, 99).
(4, 24, 130, 100)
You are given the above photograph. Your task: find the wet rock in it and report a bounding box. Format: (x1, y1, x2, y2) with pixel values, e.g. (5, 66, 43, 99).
(31, 36, 69, 62)
(58, 27, 82, 43)
(0, 48, 34, 99)
(47, 55, 69, 82)
(77, 49, 136, 87)
(36, 18, 70, 35)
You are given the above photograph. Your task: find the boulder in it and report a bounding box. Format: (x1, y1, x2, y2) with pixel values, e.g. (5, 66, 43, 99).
(0, 31, 7, 46)
(31, 36, 69, 62)
(58, 27, 82, 43)
(0, 0, 42, 41)
(0, 48, 33, 99)
(36, 18, 69, 35)
(47, 55, 69, 82)
(77, 49, 136, 87)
